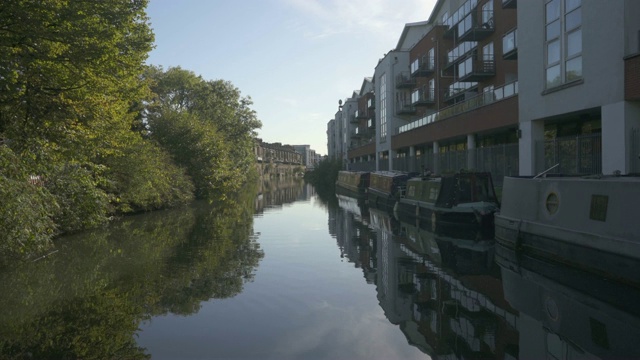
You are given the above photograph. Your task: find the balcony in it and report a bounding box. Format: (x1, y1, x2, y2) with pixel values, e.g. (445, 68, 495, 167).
(411, 87, 436, 107)
(444, 81, 478, 103)
(502, 0, 517, 9)
(398, 80, 519, 134)
(349, 114, 358, 123)
(457, 57, 495, 82)
(502, 30, 517, 60)
(396, 100, 416, 115)
(442, 0, 479, 38)
(395, 72, 417, 89)
(457, 12, 495, 42)
(356, 109, 369, 119)
(411, 55, 435, 77)
(443, 42, 478, 72)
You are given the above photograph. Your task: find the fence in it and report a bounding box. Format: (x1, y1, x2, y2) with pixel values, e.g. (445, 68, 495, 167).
(391, 143, 518, 186)
(535, 134, 601, 175)
(349, 160, 376, 172)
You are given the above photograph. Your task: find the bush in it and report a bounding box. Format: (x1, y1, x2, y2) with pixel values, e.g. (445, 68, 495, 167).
(0, 147, 57, 259)
(46, 164, 110, 234)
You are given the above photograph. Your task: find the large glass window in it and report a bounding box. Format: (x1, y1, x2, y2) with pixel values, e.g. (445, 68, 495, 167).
(545, 0, 582, 89)
(380, 74, 387, 139)
(483, 42, 494, 61)
(503, 29, 517, 55)
(482, 0, 493, 25)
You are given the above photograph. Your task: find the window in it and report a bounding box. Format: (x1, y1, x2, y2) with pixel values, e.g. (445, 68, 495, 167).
(482, 0, 493, 26)
(411, 58, 419, 74)
(428, 79, 435, 101)
(545, 0, 582, 89)
(380, 73, 387, 139)
(428, 48, 435, 69)
(483, 42, 494, 62)
(503, 29, 517, 55)
(411, 89, 420, 104)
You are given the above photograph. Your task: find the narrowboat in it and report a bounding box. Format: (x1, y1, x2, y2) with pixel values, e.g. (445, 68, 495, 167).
(394, 172, 499, 240)
(335, 170, 370, 199)
(367, 171, 415, 211)
(495, 174, 640, 286)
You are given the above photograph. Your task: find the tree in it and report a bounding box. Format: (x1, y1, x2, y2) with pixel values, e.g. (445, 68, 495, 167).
(144, 66, 262, 200)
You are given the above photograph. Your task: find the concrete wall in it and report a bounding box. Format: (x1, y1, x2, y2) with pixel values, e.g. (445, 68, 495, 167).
(518, 0, 637, 175)
(518, 0, 626, 122)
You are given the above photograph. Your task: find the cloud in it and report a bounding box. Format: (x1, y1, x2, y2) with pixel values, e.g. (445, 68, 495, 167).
(280, 0, 434, 41)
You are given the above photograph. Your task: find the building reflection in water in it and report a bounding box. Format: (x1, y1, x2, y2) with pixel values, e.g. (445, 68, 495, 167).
(328, 191, 640, 359)
(253, 178, 313, 214)
(330, 194, 519, 359)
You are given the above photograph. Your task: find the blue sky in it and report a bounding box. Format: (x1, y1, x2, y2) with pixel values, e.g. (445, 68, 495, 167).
(146, 0, 437, 155)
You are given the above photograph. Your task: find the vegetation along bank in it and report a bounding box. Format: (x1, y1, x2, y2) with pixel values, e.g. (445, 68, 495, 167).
(0, 0, 262, 262)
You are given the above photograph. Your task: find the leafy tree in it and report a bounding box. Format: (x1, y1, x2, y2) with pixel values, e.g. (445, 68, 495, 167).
(145, 66, 262, 200)
(0, 0, 154, 162)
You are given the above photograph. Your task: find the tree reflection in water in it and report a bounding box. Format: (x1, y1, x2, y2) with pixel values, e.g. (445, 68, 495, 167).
(0, 186, 264, 359)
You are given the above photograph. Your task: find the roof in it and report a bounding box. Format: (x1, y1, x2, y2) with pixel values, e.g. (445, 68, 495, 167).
(395, 20, 430, 51)
(427, 0, 447, 24)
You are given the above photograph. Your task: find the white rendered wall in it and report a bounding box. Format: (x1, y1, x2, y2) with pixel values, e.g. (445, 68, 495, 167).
(602, 101, 640, 174)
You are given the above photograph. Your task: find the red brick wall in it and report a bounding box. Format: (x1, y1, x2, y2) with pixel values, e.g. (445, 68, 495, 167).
(625, 54, 640, 101)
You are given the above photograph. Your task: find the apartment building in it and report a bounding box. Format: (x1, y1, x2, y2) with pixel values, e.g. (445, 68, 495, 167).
(332, 0, 639, 178)
(347, 77, 376, 171)
(343, 0, 519, 180)
(518, 0, 640, 175)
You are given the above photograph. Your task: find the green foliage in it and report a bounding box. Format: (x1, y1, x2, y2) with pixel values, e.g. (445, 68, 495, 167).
(46, 164, 110, 234)
(102, 140, 195, 213)
(145, 66, 262, 201)
(0, 1, 262, 258)
(0, 0, 154, 162)
(0, 147, 57, 259)
(305, 158, 343, 192)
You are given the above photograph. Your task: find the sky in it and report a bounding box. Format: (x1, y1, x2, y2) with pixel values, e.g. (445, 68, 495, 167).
(145, 0, 438, 155)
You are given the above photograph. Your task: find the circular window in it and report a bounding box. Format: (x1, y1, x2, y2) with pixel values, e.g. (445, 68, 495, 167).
(546, 192, 559, 214)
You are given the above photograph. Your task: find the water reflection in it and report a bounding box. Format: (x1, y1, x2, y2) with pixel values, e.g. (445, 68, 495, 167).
(330, 192, 640, 359)
(0, 189, 263, 359)
(497, 245, 640, 359)
(254, 177, 314, 213)
(329, 194, 520, 359)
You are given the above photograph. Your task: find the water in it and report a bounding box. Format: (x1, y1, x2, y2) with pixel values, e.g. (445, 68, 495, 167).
(1, 179, 639, 359)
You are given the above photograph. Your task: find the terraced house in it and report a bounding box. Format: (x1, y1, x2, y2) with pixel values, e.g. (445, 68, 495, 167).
(331, 0, 640, 182)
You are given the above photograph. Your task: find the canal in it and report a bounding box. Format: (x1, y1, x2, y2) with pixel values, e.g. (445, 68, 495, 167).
(1, 179, 639, 359)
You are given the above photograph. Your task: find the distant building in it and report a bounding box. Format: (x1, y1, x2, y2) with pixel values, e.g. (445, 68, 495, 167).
(292, 144, 321, 170)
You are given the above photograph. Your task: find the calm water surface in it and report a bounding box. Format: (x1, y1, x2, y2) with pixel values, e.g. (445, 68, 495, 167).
(1, 179, 640, 359)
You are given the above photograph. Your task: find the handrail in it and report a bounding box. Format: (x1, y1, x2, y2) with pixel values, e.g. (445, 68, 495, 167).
(534, 163, 559, 178)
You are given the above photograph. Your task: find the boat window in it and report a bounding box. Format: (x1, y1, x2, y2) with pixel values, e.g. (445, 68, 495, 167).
(458, 177, 472, 203)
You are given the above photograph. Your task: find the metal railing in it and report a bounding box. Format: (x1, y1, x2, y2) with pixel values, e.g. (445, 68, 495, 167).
(391, 143, 518, 186)
(535, 134, 602, 175)
(398, 81, 518, 134)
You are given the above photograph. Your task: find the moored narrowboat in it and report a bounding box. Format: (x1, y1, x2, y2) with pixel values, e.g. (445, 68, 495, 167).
(495, 174, 640, 286)
(335, 170, 370, 199)
(367, 171, 415, 211)
(395, 172, 499, 240)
